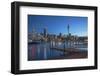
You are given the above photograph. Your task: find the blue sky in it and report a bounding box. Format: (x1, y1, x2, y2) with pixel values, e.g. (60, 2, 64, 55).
(28, 15, 88, 36)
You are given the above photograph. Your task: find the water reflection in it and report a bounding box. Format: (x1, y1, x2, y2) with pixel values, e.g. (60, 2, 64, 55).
(28, 41, 87, 61)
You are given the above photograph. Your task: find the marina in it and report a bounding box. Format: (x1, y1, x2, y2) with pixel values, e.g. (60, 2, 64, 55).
(28, 15, 88, 61)
(28, 41, 87, 60)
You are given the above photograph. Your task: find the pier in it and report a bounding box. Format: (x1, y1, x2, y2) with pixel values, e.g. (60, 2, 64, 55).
(50, 47, 87, 59)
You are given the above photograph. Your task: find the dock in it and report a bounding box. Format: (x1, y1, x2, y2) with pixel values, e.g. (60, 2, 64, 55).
(50, 47, 87, 58)
(51, 47, 86, 52)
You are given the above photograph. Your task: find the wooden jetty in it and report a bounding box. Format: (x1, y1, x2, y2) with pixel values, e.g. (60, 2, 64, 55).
(51, 47, 85, 52)
(50, 47, 87, 58)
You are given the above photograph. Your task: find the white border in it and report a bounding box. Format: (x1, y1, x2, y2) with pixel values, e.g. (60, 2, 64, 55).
(20, 6, 95, 70)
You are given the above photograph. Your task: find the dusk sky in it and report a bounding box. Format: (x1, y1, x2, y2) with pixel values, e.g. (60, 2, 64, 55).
(28, 15, 88, 36)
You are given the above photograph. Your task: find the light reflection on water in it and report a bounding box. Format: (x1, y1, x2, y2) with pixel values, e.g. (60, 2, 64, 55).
(28, 42, 87, 61)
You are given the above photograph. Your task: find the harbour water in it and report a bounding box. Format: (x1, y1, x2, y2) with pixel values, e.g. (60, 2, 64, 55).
(28, 41, 87, 61)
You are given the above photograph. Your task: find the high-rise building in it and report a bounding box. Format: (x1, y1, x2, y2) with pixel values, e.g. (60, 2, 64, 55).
(67, 24, 70, 35)
(59, 33, 62, 38)
(44, 27, 47, 37)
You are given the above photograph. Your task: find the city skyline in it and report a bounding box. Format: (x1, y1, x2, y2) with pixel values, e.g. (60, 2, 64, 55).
(28, 15, 88, 36)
